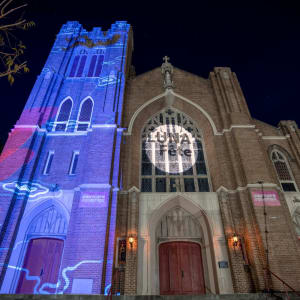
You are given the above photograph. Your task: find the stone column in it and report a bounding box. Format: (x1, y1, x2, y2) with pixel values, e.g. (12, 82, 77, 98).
(124, 188, 139, 294)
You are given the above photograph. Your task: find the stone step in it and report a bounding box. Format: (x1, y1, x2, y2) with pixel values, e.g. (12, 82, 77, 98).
(0, 294, 299, 300)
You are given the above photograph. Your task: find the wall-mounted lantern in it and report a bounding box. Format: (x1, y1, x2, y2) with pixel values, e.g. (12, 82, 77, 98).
(128, 236, 134, 248)
(232, 233, 240, 248)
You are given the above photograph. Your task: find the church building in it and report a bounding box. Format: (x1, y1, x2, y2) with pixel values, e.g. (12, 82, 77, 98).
(0, 21, 300, 295)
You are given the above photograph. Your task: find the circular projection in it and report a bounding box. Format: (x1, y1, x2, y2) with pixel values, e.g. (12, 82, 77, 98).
(143, 124, 198, 174)
(141, 109, 210, 193)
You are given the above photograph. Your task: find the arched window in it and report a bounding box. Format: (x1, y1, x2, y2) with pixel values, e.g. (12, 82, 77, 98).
(271, 149, 297, 192)
(54, 98, 72, 131)
(76, 98, 93, 131)
(141, 109, 210, 192)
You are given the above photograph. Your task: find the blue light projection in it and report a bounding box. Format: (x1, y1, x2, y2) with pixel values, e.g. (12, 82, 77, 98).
(1, 181, 62, 202)
(1, 259, 113, 294)
(0, 20, 130, 294)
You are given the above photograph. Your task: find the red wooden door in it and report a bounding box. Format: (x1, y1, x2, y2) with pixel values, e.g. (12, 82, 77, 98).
(159, 242, 205, 295)
(16, 238, 64, 294)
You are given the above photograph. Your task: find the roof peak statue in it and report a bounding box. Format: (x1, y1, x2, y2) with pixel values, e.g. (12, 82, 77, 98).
(161, 56, 174, 90)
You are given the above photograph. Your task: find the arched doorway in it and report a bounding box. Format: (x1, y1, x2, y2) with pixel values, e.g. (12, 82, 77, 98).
(159, 241, 205, 295)
(16, 206, 67, 294)
(156, 206, 208, 295)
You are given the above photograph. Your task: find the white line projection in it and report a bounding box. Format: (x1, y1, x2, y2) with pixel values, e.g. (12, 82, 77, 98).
(1, 181, 62, 202)
(1, 259, 113, 294)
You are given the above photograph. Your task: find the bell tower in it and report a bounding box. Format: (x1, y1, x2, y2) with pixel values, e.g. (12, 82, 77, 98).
(0, 21, 133, 294)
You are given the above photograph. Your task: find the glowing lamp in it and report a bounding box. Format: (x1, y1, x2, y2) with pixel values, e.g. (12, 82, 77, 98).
(128, 236, 134, 247)
(233, 234, 239, 247)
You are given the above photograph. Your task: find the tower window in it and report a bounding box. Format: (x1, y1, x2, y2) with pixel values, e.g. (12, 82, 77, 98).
(271, 150, 297, 192)
(54, 98, 72, 131)
(76, 55, 87, 77)
(69, 151, 79, 175)
(140, 109, 210, 192)
(76, 98, 93, 131)
(88, 55, 97, 77)
(94, 55, 104, 77)
(69, 55, 80, 77)
(43, 151, 54, 175)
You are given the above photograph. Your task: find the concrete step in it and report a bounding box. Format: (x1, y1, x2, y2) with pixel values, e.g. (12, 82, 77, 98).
(0, 294, 299, 300)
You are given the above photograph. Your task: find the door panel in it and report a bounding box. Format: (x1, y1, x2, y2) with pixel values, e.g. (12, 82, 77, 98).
(159, 241, 205, 295)
(190, 243, 205, 293)
(16, 238, 64, 294)
(159, 242, 170, 294)
(179, 243, 192, 293)
(168, 243, 180, 294)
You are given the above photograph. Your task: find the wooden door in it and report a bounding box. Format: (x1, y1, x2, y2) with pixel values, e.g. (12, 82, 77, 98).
(159, 241, 205, 295)
(16, 238, 64, 294)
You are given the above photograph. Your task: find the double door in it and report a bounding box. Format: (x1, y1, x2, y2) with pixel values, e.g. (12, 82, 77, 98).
(16, 238, 64, 294)
(159, 241, 205, 295)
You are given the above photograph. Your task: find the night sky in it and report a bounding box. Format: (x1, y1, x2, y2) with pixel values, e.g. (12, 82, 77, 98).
(1, 0, 300, 148)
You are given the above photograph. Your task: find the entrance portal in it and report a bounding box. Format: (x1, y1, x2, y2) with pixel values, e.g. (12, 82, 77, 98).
(159, 241, 205, 295)
(16, 238, 64, 294)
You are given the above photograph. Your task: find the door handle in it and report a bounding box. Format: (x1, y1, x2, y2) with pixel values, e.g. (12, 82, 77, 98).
(181, 270, 184, 278)
(40, 268, 43, 276)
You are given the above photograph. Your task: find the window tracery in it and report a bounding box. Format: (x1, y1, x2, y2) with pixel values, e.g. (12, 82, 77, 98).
(54, 98, 73, 131)
(141, 109, 210, 192)
(76, 98, 93, 131)
(271, 149, 297, 192)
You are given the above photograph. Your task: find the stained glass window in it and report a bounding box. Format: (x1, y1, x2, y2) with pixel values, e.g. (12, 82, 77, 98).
(141, 109, 210, 192)
(55, 98, 72, 131)
(271, 150, 297, 192)
(77, 98, 93, 131)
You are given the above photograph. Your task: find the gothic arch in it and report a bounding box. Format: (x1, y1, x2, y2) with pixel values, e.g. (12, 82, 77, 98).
(76, 96, 94, 131)
(140, 107, 211, 193)
(53, 96, 73, 131)
(268, 144, 294, 162)
(144, 194, 219, 295)
(2, 200, 69, 293)
(124, 96, 217, 191)
(268, 145, 298, 192)
(127, 90, 218, 135)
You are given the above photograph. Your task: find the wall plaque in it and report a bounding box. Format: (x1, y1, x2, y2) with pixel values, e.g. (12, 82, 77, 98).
(79, 191, 108, 208)
(252, 190, 280, 207)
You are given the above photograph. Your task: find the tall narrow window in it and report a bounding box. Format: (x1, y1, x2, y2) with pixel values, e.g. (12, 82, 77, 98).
(76, 98, 93, 131)
(76, 55, 87, 77)
(69, 55, 80, 77)
(69, 151, 79, 175)
(43, 151, 54, 175)
(55, 98, 72, 131)
(141, 109, 210, 192)
(271, 149, 297, 192)
(88, 55, 97, 77)
(94, 55, 104, 77)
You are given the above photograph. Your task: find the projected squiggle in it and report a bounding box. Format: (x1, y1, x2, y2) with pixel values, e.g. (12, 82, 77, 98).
(60, 259, 103, 293)
(0, 240, 28, 252)
(1, 259, 114, 294)
(2, 181, 48, 197)
(0, 263, 41, 294)
(1, 181, 62, 202)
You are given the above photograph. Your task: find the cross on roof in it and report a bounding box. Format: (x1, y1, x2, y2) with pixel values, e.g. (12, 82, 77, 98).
(163, 56, 170, 63)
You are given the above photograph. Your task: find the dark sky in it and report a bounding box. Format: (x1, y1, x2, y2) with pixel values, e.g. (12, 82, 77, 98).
(1, 0, 300, 147)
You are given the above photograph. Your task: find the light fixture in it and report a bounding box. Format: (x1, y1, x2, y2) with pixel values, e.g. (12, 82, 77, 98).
(128, 236, 134, 248)
(233, 234, 239, 248)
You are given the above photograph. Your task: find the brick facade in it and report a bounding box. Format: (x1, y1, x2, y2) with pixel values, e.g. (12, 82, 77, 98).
(0, 20, 299, 295)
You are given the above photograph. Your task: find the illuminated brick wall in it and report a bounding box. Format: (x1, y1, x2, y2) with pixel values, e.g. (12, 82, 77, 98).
(0, 21, 132, 294)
